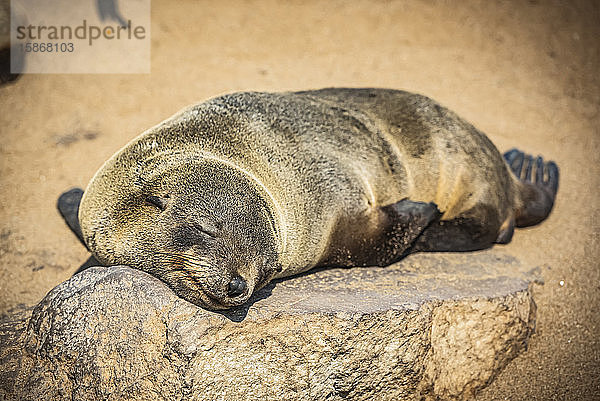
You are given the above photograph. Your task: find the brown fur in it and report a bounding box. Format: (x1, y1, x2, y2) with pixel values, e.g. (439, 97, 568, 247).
(79, 88, 540, 309)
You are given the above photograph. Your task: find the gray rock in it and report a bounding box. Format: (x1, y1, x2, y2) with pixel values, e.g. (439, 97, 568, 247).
(0, 251, 539, 401)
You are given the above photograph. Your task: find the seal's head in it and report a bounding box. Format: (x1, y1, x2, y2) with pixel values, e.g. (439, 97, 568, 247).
(80, 154, 283, 310)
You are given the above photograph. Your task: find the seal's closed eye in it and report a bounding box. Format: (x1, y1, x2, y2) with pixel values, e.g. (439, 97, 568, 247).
(192, 222, 217, 238)
(172, 221, 220, 248)
(194, 217, 221, 238)
(145, 195, 170, 211)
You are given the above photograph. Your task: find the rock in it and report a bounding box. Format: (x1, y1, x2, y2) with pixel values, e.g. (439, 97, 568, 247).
(0, 251, 539, 401)
(0, 304, 31, 400)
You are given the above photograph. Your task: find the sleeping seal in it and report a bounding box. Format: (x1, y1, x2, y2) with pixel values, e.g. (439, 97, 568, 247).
(58, 88, 559, 310)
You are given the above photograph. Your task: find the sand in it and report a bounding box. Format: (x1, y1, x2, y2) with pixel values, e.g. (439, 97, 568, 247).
(0, 0, 598, 399)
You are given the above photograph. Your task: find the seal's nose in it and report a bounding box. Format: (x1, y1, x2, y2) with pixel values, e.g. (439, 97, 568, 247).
(227, 276, 247, 297)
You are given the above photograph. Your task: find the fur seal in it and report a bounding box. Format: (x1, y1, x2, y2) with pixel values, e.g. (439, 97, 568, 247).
(58, 88, 559, 310)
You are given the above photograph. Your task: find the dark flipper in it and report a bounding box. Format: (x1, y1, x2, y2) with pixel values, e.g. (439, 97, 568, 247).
(411, 204, 501, 252)
(317, 199, 441, 268)
(58, 188, 104, 273)
(377, 199, 442, 264)
(503, 148, 559, 227)
(57, 188, 87, 248)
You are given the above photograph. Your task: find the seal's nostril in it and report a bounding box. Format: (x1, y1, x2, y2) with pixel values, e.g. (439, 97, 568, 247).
(227, 276, 247, 297)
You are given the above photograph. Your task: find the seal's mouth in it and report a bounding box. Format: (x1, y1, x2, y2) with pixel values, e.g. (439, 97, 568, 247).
(194, 287, 254, 310)
(173, 270, 254, 310)
(152, 251, 263, 310)
(162, 268, 254, 310)
(201, 279, 253, 309)
(159, 275, 250, 310)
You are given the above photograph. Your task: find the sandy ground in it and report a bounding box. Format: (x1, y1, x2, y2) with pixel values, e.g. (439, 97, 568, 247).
(0, 0, 598, 399)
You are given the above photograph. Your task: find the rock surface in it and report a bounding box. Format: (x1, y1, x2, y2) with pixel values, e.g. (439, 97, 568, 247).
(0, 251, 540, 401)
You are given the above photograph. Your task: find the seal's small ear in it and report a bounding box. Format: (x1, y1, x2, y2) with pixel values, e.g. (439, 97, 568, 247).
(145, 195, 170, 211)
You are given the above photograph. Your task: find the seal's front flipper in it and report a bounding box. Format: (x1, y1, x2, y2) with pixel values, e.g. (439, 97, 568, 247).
(378, 199, 442, 264)
(412, 204, 501, 253)
(57, 188, 87, 248)
(58, 188, 103, 274)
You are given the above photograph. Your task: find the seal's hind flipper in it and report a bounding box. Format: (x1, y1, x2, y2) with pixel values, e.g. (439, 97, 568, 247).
(57, 188, 87, 248)
(504, 148, 524, 177)
(503, 148, 559, 227)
